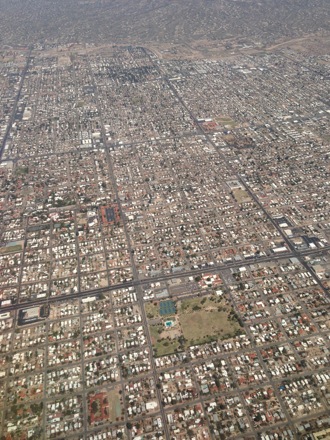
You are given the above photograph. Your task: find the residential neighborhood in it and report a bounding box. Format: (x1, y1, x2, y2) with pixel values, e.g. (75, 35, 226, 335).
(0, 43, 329, 439)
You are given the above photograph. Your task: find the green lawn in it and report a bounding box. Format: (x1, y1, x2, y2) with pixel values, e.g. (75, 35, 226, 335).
(148, 295, 242, 354)
(154, 338, 180, 357)
(145, 302, 159, 319)
(179, 296, 241, 346)
(232, 188, 251, 203)
(149, 323, 180, 357)
(108, 388, 122, 422)
(149, 323, 162, 344)
(0, 244, 22, 255)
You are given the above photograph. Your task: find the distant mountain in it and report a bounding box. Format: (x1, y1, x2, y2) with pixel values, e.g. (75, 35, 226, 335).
(0, 0, 329, 46)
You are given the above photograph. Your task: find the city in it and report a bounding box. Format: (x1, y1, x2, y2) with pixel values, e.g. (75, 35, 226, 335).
(0, 42, 330, 440)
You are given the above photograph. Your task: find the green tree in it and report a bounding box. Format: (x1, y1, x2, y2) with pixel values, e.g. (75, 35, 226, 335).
(91, 400, 98, 414)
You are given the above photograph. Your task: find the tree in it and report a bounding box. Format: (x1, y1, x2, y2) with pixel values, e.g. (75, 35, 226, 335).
(91, 400, 98, 414)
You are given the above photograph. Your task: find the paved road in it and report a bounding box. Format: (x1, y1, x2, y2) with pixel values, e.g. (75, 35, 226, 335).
(86, 55, 171, 440)
(2, 47, 330, 440)
(0, 49, 32, 161)
(3, 244, 328, 314)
